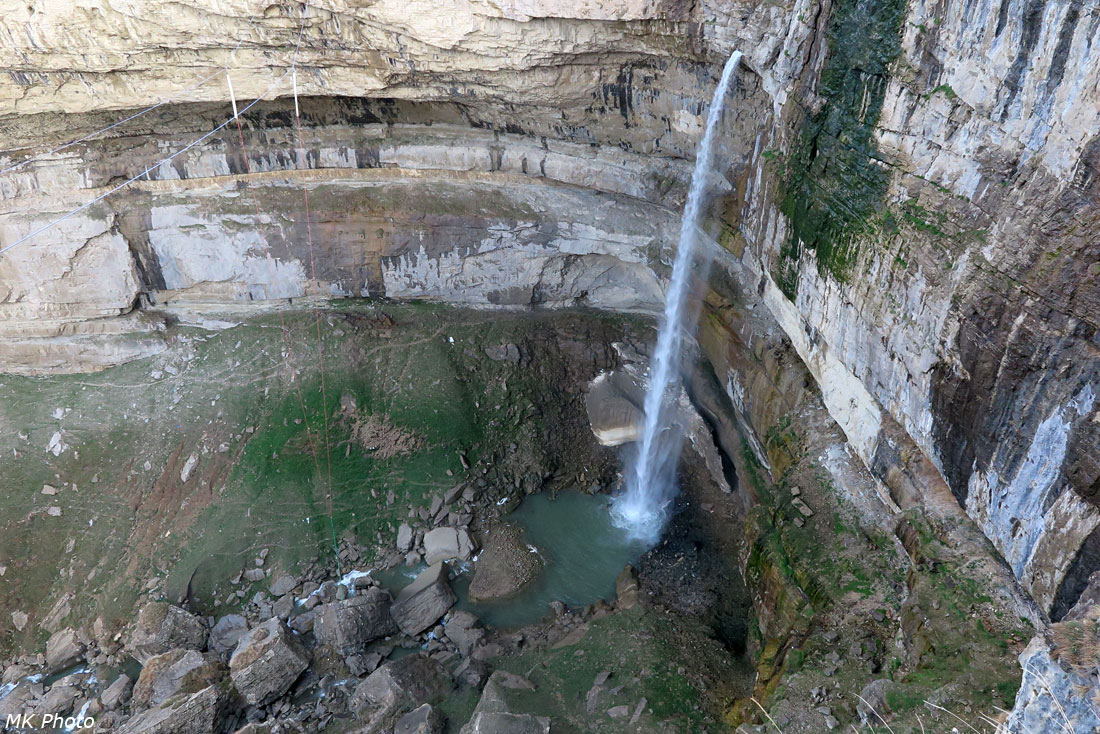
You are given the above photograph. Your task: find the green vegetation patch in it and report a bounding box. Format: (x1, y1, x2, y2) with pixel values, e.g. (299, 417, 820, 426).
(776, 0, 908, 297)
(490, 607, 742, 733)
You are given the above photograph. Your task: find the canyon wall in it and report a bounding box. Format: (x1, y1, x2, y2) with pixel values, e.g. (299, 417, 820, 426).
(2, 0, 1099, 712)
(716, 0, 1100, 621)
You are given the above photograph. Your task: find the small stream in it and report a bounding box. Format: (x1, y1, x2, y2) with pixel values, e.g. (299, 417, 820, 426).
(379, 491, 650, 629)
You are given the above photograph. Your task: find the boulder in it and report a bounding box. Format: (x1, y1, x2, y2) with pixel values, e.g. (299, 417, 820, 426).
(397, 524, 414, 552)
(347, 651, 384, 676)
(129, 603, 206, 663)
(468, 525, 542, 602)
(314, 587, 398, 654)
(390, 564, 457, 636)
(455, 658, 491, 689)
(269, 575, 297, 597)
(228, 618, 310, 706)
(100, 674, 134, 710)
(232, 725, 272, 734)
(209, 614, 249, 657)
(395, 703, 446, 734)
(117, 684, 229, 734)
(11, 611, 28, 631)
(289, 611, 315, 634)
(444, 611, 486, 656)
(484, 343, 521, 363)
(462, 708, 554, 730)
(422, 527, 476, 565)
(272, 595, 294, 620)
(856, 679, 894, 726)
(132, 649, 226, 710)
(36, 673, 82, 718)
(0, 682, 33, 720)
(353, 653, 452, 710)
(585, 371, 645, 446)
(45, 627, 84, 673)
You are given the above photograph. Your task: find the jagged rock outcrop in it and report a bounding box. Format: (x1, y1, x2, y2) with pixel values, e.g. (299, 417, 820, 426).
(1004, 631, 1100, 733)
(726, 0, 1100, 621)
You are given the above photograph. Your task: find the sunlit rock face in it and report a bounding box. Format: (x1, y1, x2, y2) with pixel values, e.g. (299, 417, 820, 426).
(2, 0, 1099, 637)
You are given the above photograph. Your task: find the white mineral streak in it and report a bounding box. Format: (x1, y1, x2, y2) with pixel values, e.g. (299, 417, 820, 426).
(150, 204, 307, 301)
(967, 385, 1099, 611)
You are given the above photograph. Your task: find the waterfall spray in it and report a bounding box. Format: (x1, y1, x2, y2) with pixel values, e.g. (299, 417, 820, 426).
(611, 50, 743, 542)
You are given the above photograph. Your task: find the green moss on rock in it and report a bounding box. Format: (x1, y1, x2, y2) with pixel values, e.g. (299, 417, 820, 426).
(776, 0, 907, 298)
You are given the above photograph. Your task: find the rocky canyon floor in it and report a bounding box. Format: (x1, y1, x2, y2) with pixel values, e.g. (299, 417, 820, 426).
(0, 302, 1041, 733)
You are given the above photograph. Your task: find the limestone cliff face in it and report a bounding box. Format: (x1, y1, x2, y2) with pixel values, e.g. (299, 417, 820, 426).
(2, 0, 1099, 710)
(722, 0, 1100, 622)
(1, 0, 760, 371)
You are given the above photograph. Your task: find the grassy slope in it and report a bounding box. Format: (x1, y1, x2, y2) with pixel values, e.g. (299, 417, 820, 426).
(0, 303, 631, 655)
(736, 410, 1032, 733)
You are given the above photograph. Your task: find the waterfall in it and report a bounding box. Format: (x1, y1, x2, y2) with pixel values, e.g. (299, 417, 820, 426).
(611, 50, 743, 542)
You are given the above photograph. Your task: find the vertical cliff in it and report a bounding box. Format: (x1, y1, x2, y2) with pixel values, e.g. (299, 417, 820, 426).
(711, 0, 1099, 620)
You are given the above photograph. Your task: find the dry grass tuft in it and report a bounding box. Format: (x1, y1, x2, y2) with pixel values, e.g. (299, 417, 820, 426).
(1050, 614, 1100, 677)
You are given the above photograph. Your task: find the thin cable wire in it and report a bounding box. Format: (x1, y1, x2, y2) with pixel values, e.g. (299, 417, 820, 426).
(0, 69, 290, 259)
(290, 0, 342, 572)
(230, 70, 341, 574)
(0, 34, 250, 177)
(289, 0, 340, 573)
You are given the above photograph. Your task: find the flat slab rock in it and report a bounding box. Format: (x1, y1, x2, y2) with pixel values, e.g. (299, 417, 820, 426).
(390, 563, 457, 636)
(229, 618, 310, 706)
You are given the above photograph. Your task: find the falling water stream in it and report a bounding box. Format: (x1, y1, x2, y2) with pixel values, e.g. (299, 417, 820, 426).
(612, 50, 744, 542)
